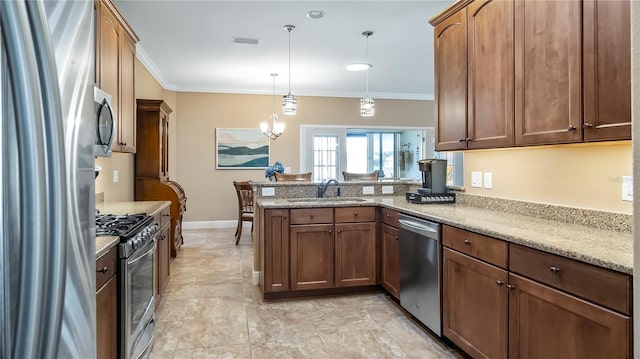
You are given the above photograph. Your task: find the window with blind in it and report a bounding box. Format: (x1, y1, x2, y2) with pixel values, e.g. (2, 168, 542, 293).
(312, 135, 339, 182)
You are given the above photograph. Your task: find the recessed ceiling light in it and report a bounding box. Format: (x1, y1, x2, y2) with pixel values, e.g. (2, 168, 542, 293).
(306, 10, 326, 19)
(346, 63, 373, 71)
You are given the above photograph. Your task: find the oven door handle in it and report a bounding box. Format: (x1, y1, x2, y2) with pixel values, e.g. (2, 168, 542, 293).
(127, 240, 156, 267)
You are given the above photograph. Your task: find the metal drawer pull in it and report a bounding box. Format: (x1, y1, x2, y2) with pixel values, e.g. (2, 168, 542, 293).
(506, 284, 516, 290)
(550, 266, 560, 274)
(463, 239, 471, 245)
(97, 266, 108, 274)
(496, 280, 504, 286)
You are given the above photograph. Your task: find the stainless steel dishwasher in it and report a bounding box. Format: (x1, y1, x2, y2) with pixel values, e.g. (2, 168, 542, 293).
(398, 214, 441, 336)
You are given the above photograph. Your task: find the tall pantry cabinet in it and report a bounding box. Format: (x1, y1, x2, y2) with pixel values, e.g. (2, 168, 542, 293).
(135, 100, 187, 258)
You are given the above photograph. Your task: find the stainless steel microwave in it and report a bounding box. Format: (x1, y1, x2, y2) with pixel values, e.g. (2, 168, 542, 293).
(94, 86, 115, 157)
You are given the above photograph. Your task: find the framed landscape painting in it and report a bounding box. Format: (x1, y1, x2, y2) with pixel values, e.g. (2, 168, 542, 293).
(216, 128, 269, 169)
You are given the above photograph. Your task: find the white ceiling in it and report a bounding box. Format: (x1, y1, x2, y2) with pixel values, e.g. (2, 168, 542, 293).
(114, 1, 451, 100)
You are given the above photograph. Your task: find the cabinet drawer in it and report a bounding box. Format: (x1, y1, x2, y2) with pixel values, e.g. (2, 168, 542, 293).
(335, 207, 376, 223)
(96, 246, 118, 290)
(509, 244, 631, 315)
(380, 208, 400, 228)
(443, 225, 508, 268)
(290, 208, 334, 224)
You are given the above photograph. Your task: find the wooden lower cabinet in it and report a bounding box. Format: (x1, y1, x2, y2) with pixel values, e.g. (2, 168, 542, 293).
(263, 209, 290, 293)
(380, 223, 400, 298)
(96, 275, 117, 359)
(508, 273, 631, 359)
(156, 223, 171, 297)
(290, 224, 334, 290)
(335, 222, 376, 287)
(443, 248, 508, 359)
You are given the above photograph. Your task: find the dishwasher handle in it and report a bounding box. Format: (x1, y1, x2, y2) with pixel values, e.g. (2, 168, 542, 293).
(398, 216, 440, 240)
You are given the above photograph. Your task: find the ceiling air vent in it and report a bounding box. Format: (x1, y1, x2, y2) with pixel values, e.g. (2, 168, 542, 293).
(232, 37, 260, 45)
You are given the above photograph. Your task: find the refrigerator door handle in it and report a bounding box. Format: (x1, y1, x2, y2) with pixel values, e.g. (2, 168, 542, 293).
(24, 1, 69, 357)
(0, 1, 67, 357)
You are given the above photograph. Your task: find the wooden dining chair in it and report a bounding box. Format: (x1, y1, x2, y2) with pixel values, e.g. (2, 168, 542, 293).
(274, 172, 312, 181)
(342, 170, 379, 181)
(233, 181, 254, 245)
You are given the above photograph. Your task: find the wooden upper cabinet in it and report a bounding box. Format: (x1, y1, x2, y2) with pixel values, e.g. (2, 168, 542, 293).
(583, 0, 631, 141)
(467, 0, 514, 149)
(514, 0, 582, 145)
(96, 0, 138, 153)
(136, 100, 173, 180)
(119, 32, 136, 152)
(434, 8, 468, 151)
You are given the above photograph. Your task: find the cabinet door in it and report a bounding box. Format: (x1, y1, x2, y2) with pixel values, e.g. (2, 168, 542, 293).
(157, 224, 171, 297)
(434, 8, 468, 151)
(264, 209, 290, 292)
(514, 0, 582, 145)
(443, 248, 508, 359)
(96, 276, 117, 359)
(334, 222, 376, 287)
(290, 224, 334, 290)
(583, 0, 631, 141)
(119, 31, 136, 153)
(380, 224, 400, 299)
(161, 113, 169, 179)
(467, 0, 514, 149)
(98, 1, 120, 151)
(508, 273, 631, 359)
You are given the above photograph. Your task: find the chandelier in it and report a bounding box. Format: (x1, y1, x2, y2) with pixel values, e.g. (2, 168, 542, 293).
(282, 25, 297, 115)
(360, 31, 375, 117)
(260, 73, 285, 140)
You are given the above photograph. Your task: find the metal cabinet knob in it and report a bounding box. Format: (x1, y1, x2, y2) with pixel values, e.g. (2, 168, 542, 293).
(328, 229, 332, 233)
(354, 212, 358, 216)
(464, 239, 471, 245)
(97, 266, 108, 274)
(583, 123, 593, 128)
(394, 236, 398, 240)
(337, 229, 341, 233)
(162, 213, 170, 217)
(567, 125, 577, 131)
(283, 215, 287, 219)
(386, 214, 390, 217)
(507, 284, 516, 290)
(550, 266, 560, 274)
(496, 280, 504, 286)
(310, 213, 315, 217)
(458, 138, 466, 142)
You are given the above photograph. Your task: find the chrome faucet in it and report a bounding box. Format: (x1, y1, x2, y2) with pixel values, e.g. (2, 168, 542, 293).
(317, 179, 340, 198)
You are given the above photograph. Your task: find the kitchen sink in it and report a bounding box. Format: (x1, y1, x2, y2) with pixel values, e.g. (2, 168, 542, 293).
(286, 197, 368, 203)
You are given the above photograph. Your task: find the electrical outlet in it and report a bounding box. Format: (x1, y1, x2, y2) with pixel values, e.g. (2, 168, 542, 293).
(622, 176, 633, 201)
(262, 187, 275, 196)
(284, 167, 291, 173)
(362, 186, 374, 195)
(483, 172, 493, 189)
(382, 185, 394, 194)
(471, 172, 482, 188)
(113, 170, 119, 183)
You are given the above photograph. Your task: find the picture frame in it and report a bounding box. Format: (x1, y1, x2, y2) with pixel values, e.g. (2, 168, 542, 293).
(215, 128, 269, 169)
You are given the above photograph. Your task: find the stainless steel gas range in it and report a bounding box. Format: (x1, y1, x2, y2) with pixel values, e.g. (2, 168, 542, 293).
(96, 213, 158, 359)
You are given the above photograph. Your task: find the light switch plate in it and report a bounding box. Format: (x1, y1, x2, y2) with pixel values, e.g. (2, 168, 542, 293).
(261, 187, 275, 196)
(113, 170, 119, 183)
(382, 185, 394, 194)
(471, 172, 482, 188)
(622, 176, 633, 201)
(483, 172, 493, 189)
(362, 186, 374, 195)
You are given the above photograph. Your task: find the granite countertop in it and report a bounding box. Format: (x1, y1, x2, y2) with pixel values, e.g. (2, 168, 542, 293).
(257, 196, 633, 274)
(96, 236, 119, 259)
(95, 201, 172, 257)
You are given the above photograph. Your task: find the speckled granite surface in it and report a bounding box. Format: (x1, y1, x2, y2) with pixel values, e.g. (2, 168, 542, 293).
(257, 196, 633, 274)
(253, 181, 415, 198)
(95, 201, 171, 258)
(96, 200, 171, 217)
(96, 236, 119, 258)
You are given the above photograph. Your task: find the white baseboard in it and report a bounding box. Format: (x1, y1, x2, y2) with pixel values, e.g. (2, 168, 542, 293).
(252, 270, 260, 286)
(182, 220, 251, 230)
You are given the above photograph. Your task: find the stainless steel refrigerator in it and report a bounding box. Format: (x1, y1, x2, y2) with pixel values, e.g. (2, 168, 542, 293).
(1, 0, 96, 357)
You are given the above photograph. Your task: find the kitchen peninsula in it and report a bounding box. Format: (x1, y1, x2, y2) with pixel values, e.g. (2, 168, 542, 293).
(253, 181, 633, 358)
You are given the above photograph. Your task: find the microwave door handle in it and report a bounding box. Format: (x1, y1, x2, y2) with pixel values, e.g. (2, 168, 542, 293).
(128, 241, 156, 267)
(2, 2, 55, 358)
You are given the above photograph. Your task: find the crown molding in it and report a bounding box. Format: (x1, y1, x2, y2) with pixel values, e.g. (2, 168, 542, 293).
(135, 45, 178, 91)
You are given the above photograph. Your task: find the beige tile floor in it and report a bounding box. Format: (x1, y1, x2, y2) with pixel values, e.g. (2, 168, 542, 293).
(149, 228, 464, 359)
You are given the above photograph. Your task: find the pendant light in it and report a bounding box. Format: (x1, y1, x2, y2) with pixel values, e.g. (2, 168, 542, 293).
(282, 25, 297, 115)
(360, 31, 375, 117)
(261, 73, 285, 140)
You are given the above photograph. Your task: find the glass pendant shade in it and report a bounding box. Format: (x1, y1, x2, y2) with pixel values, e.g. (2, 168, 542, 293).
(282, 93, 297, 115)
(360, 97, 375, 117)
(261, 73, 285, 140)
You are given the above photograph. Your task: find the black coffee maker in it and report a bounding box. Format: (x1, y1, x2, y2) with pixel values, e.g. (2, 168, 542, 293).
(406, 159, 455, 204)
